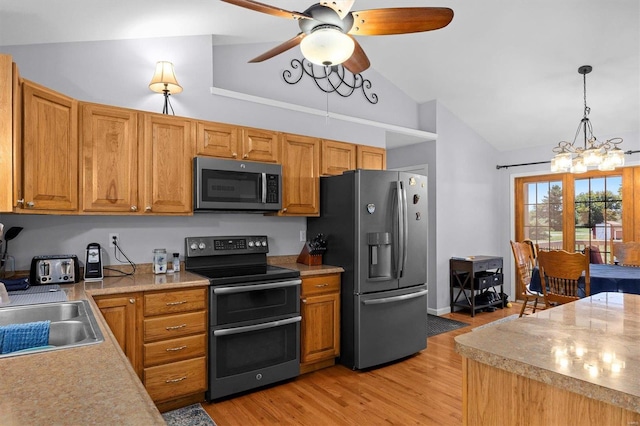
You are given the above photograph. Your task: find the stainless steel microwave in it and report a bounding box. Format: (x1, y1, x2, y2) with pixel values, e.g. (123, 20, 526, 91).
(193, 157, 282, 212)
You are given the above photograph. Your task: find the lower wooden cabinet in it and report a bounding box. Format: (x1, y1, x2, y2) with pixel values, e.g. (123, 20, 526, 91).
(94, 293, 142, 377)
(300, 273, 341, 374)
(95, 286, 208, 410)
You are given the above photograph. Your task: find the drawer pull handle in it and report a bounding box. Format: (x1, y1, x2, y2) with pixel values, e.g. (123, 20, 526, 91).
(166, 345, 187, 352)
(315, 283, 329, 288)
(166, 300, 187, 306)
(165, 324, 187, 330)
(165, 376, 187, 383)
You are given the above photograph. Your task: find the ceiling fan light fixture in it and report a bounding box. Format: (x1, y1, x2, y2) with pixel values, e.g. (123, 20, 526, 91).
(300, 25, 355, 66)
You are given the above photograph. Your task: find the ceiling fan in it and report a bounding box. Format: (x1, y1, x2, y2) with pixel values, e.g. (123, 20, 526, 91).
(221, 0, 454, 74)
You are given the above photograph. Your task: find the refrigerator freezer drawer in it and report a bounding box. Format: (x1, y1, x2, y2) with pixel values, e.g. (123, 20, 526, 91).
(351, 285, 428, 369)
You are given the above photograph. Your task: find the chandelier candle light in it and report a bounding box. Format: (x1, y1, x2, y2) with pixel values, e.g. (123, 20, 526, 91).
(551, 65, 624, 173)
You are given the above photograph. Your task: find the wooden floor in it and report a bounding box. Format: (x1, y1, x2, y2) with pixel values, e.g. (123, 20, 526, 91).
(202, 304, 522, 426)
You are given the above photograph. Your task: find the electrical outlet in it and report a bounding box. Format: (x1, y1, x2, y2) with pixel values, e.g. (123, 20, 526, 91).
(300, 230, 306, 242)
(109, 233, 119, 247)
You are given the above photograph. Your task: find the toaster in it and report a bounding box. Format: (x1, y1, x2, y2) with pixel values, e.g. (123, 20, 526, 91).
(30, 255, 80, 285)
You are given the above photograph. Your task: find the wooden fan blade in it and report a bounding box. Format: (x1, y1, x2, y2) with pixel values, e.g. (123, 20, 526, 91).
(319, 0, 355, 19)
(221, 0, 311, 20)
(342, 37, 370, 74)
(348, 7, 454, 36)
(249, 33, 306, 63)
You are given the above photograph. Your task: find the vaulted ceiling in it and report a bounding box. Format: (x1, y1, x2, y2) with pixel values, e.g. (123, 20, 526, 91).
(1, 0, 638, 152)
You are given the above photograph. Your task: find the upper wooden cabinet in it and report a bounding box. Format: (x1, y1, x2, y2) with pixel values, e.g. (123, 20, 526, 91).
(196, 121, 279, 163)
(21, 80, 78, 212)
(81, 105, 194, 214)
(0, 55, 13, 212)
(321, 139, 356, 176)
(81, 103, 140, 213)
(140, 113, 195, 214)
(279, 133, 320, 216)
(357, 145, 386, 170)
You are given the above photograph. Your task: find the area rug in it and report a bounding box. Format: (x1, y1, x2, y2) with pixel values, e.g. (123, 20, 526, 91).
(162, 403, 216, 426)
(472, 314, 520, 331)
(427, 314, 470, 337)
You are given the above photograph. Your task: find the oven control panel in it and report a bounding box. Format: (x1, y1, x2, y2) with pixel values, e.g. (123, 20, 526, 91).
(185, 235, 269, 257)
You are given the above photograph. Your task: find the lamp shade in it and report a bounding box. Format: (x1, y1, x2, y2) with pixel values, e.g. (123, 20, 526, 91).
(149, 61, 183, 94)
(300, 27, 355, 66)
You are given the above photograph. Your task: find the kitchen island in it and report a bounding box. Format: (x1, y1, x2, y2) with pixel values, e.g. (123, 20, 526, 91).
(455, 292, 640, 425)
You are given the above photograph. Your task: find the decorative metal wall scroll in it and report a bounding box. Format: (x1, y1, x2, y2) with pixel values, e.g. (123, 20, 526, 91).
(282, 58, 378, 104)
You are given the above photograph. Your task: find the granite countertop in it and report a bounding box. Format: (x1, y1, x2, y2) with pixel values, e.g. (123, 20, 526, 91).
(0, 271, 210, 426)
(455, 292, 640, 413)
(0, 261, 342, 425)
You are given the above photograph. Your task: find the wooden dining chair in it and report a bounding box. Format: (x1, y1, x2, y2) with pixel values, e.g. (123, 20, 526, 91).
(537, 248, 590, 307)
(510, 240, 544, 317)
(612, 241, 640, 267)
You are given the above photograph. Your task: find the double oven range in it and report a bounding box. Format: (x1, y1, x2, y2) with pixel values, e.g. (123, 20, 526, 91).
(185, 235, 301, 400)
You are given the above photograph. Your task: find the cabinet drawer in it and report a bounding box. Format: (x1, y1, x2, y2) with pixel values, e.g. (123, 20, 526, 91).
(487, 258, 503, 269)
(302, 274, 341, 297)
(472, 262, 488, 273)
(144, 311, 207, 342)
(144, 357, 207, 402)
(474, 273, 503, 290)
(144, 288, 207, 316)
(144, 333, 207, 367)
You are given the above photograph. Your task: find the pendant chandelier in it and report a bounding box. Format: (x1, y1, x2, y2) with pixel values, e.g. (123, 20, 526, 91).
(550, 65, 624, 173)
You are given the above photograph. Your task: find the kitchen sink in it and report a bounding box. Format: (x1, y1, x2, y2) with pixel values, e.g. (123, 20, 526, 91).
(0, 300, 104, 358)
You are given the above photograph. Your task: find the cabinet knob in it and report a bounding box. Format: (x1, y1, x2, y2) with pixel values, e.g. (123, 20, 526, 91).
(243, 154, 248, 159)
(16, 198, 24, 206)
(130, 205, 138, 212)
(129, 298, 135, 304)
(145, 206, 152, 212)
(301, 299, 307, 304)
(232, 152, 237, 158)
(27, 201, 35, 208)
(282, 208, 287, 212)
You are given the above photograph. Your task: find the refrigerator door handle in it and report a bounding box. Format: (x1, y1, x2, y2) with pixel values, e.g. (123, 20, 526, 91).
(395, 181, 404, 279)
(401, 182, 408, 276)
(362, 289, 429, 305)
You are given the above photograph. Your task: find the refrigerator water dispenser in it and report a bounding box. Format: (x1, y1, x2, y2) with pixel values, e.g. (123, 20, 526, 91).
(368, 232, 392, 279)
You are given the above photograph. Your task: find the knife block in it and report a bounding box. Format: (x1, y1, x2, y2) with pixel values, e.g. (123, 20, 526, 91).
(297, 243, 324, 266)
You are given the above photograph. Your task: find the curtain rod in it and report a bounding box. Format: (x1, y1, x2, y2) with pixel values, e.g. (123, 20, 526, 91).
(496, 150, 640, 170)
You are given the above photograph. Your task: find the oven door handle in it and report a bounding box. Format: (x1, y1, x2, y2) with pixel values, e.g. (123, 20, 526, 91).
(213, 279, 302, 294)
(213, 316, 302, 336)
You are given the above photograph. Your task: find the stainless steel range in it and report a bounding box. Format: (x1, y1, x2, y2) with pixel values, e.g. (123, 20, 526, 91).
(184, 235, 301, 401)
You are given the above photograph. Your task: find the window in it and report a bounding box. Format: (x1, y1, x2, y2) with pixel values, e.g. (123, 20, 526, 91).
(573, 176, 622, 264)
(514, 167, 639, 299)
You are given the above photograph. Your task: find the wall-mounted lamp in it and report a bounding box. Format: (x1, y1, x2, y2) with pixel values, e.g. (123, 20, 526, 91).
(148, 61, 182, 115)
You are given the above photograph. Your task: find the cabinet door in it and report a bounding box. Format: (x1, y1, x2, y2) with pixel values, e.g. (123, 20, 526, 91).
(22, 80, 78, 211)
(196, 121, 239, 159)
(357, 145, 386, 170)
(95, 294, 141, 377)
(141, 113, 195, 214)
(280, 133, 320, 216)
(0, 55, 12, 212)
(301, 292, 340, 364)
(241, 127, 280, 163)
(321, 139, 356, 176)
(81, 103, 139, 212)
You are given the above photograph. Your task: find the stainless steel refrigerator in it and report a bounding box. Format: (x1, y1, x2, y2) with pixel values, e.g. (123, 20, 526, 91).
(307, 169, 428, 370)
